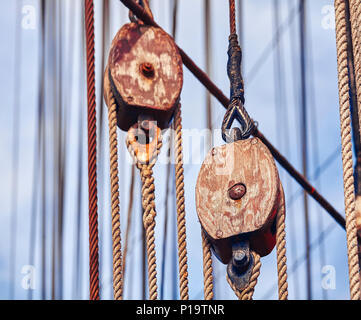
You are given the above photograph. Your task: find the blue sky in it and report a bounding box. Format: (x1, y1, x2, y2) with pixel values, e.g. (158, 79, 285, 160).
(0, 0, 353, 300)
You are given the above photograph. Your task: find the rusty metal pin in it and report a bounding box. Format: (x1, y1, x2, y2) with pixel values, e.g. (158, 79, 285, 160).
(140, 62, 155, 78)
(228, 183, 246, 200)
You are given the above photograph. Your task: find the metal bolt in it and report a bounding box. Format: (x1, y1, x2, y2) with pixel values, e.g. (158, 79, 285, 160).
(140, 62, 155, 78)
(233, 251, 248, 267)
(228, 183, 246, 200)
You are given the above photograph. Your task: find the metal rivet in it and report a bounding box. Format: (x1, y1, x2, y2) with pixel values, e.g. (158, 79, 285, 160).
(140, 62, 155, 78)
(228, 183, 246, 200)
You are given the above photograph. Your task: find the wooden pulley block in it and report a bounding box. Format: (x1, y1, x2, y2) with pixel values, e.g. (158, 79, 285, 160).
(196, 137, 284, 265)
(104, 22, 183, 132)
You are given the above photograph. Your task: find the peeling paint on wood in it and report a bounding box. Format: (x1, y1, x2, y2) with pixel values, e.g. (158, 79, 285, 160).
(105, 23, 183, 131)
(196, 138, 285, 262)
(196, 138, 280, 241)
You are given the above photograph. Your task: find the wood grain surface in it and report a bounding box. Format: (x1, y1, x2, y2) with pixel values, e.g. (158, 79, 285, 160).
(196, 138, 280, 241)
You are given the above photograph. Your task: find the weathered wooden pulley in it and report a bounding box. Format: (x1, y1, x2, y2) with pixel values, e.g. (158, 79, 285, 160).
(103, 22, 183, 133)
(196, 137, 285, 289)
(102, 7, 188, 301)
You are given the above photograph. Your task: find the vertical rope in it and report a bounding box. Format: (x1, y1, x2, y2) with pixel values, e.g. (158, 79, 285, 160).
(85, 0, 100, 300)
(201, 230, 214, 300)
(229, 0, 236, 35)
(334, 0, 361, 300)
(349, 0, 361, 126)
(226, 252, 261, 300)
(122, 164, 135, 290)
(140, 164, 158, 300)
(127, 135, 163, 300)
(107, 90, 123, 300)
(174, 103, 189, 300)
(276, 187, 288, 300)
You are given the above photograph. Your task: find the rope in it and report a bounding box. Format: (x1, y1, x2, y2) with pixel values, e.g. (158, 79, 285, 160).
(229, 0, 236, 35)
(126, 132, 163, 300)
(349, 0, 361, 126)
(85, 0, 100, 300)
(276, 188, 288, 300)
(226, 252, 261, 300)
(201, 229, 214, 300)
(122, 164, 135, 287)
(348, 0, 361, 294)
(334, 0, 361, 300)
(174, 103, 189, 300)
(107, 90, 123, 300)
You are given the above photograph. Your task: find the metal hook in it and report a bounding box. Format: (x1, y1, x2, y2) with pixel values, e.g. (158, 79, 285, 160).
(127, 116, 161, 165)
(221, 99, 255, 142)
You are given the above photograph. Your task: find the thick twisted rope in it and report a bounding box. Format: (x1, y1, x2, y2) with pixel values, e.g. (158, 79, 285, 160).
(276, 187, 288, 300)
(107, 90, 123, 300)
(334, 0, 361, 300)
(226, 252, 261, 300)
(174, 103, 189, 300)
(85, 0, 100, 300)
(201, 229, 214, 300)
(122, 164, 135, 286)
(346, 0, 361, 238)
(127, 132, 163, 300)
(349, 0, 361, 127)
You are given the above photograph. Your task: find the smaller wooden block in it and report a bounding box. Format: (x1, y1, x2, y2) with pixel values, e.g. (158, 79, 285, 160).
(106, 23, 183, 131)
(196, 138, 280, 241)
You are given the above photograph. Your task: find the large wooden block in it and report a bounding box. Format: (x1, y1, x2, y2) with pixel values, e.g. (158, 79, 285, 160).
(196, 138, 282, 261)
